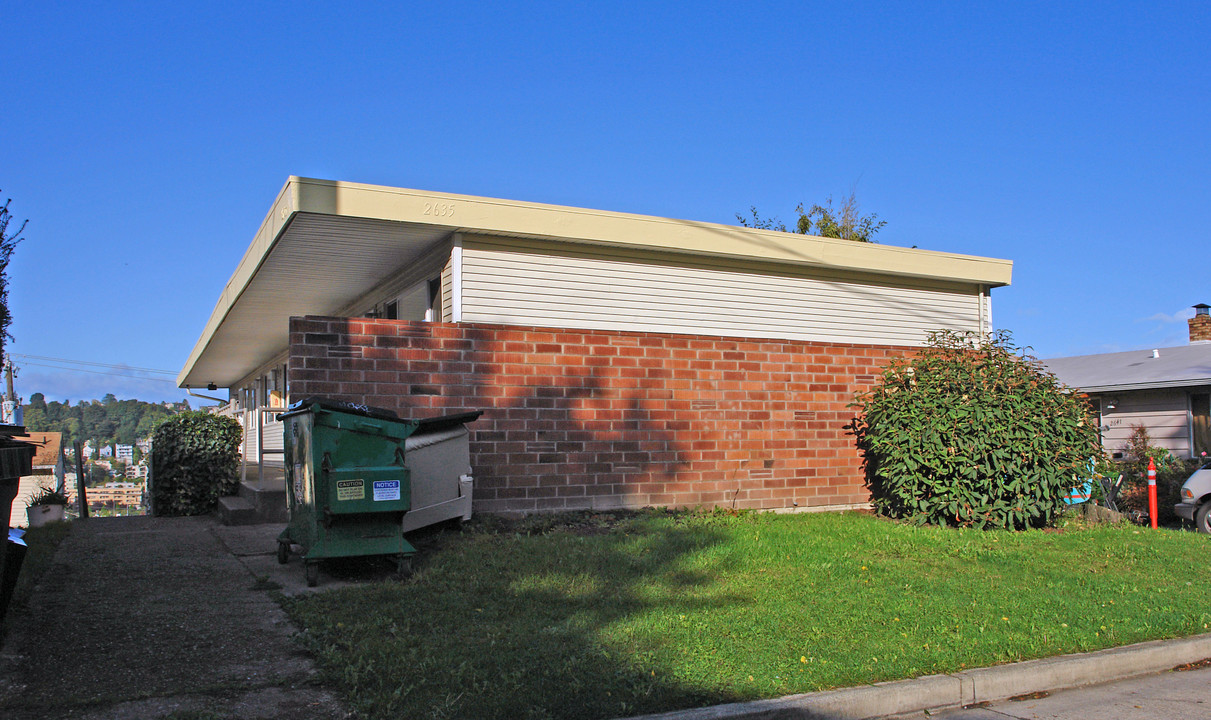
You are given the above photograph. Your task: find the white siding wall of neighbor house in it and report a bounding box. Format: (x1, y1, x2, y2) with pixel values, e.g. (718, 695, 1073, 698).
(457, 236, 984, 345)
(1100, 389, 1190, 459)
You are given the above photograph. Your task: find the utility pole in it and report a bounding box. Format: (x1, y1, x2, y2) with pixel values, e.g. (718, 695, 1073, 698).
(1, 360, 19, 426)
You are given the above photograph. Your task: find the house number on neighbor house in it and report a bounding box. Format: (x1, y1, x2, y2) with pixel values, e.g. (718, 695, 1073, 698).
(423, 202, 455, 218)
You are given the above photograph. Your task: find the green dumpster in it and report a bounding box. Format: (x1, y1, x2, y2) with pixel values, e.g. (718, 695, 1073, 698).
(275, 397, 478, 586)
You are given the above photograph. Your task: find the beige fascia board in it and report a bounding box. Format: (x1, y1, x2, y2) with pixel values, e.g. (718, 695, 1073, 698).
(178, 180, 301, 388)
(292, 177, 1013, 287)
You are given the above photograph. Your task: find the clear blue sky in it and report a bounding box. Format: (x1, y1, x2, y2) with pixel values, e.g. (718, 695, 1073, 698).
(4, 2, 1208, 404)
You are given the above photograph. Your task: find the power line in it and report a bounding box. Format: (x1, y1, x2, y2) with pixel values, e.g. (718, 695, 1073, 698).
(9, 353, 177, 376)
(12, 360, 180, 384)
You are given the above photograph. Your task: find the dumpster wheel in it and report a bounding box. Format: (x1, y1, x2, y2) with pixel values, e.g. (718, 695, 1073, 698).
(396, 555, 413, 579)
(305, 562, 319, 587)
(277, 540, 291, 565)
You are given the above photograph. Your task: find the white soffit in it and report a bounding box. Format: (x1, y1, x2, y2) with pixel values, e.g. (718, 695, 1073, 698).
(181, 213, 450, 388)
(180, 177, 1014, 388)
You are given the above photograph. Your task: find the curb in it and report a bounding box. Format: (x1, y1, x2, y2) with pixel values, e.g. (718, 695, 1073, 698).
(619, 632, 1211, 720)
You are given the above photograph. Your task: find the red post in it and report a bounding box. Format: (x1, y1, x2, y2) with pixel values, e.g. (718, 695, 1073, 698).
(1147, 457, 1158, 529)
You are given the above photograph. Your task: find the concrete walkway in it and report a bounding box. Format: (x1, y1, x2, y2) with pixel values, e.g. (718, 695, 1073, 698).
(0, 515, 347, 720)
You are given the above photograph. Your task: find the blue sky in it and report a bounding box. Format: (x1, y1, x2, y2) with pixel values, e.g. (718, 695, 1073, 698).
(4, 2, 1208, 404)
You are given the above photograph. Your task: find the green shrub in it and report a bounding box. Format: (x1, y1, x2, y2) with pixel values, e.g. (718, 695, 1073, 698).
(150, 411, 242, 517)
(1114, 424, 1195, 525)
(851, 330, 1104, 529)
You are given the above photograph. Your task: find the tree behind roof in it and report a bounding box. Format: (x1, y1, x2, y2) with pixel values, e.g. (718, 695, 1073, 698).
(737, 190, 886, 243)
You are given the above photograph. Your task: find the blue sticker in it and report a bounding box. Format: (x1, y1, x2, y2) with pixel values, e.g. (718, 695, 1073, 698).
(373, 480, 401, 502)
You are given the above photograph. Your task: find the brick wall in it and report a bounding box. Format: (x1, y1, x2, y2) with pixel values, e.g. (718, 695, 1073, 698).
(1190, 312, 1211, 343)
(288, 316, 910, 515)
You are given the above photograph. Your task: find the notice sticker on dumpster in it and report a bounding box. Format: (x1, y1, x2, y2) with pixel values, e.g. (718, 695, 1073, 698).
(336, 479, 365, 501)
(373, 480, 401, 502)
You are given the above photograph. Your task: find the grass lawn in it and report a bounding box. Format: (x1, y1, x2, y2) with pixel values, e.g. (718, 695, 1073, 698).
(283, 510, 1211, 720)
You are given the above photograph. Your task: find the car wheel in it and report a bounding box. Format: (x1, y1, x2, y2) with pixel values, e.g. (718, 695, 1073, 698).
(1196, 501, 1211, 535)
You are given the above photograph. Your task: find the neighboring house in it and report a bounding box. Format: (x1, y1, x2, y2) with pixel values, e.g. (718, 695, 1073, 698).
(8, 431, 65, 528)
(179, 177, 1013, 515)
(115, 444, 134, 461)
(1041, 305, 1211, 460)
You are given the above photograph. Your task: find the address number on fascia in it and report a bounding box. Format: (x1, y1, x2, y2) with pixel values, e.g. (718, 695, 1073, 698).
(423, 202, 455, 218)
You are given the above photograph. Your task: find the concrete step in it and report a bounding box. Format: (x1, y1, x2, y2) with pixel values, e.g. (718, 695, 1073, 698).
(240, 477, 288, 525)
(217, 495, 259, 526)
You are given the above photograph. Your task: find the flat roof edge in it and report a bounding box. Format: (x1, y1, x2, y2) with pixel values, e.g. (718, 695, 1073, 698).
(290, 177, 1013, 287)
(178, 179, 300, 387)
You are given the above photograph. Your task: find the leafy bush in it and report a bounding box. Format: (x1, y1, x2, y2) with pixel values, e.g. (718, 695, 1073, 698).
(851, 330, 1104, 529)
(150, 411, 242, 516)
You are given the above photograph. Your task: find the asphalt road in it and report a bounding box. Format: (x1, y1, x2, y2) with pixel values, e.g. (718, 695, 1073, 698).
(902, 663, 1211, 720)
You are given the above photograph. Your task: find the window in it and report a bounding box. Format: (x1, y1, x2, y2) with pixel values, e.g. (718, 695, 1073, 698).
(428, 277, 442, 321)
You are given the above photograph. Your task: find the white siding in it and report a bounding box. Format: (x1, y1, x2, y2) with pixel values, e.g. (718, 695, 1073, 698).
(1100, 389, 1190, 459)
(458, 237, 982, 346)
(441, 256, 453, 322)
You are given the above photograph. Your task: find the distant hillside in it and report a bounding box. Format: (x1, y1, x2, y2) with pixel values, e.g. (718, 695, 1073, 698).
(21, 393, 191, 447)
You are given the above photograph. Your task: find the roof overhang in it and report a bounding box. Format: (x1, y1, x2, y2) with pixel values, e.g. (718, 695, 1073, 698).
(1074, 380, 1211, 394)
(179, 177, 1014, 389)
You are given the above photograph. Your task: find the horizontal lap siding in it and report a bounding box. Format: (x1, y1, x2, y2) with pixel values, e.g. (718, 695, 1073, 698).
(288, 316, 910, 515)
(459, 238, 981, 346)
(1101, 389, 1190, 458)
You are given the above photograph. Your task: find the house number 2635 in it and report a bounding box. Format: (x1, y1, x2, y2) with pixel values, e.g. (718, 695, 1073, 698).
(424, 202, 455, 218)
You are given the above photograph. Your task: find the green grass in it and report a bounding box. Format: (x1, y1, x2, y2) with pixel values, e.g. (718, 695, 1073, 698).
(282, 510, 1211, 720)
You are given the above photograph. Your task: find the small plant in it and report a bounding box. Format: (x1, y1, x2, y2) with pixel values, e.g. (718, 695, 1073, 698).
(851, 330, 1105, 529)
(26, 486, 68, 507)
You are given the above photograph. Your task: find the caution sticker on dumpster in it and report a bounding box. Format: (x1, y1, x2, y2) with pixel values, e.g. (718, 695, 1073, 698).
(336, 479, 365, 501)
(373, 480, 401, 502)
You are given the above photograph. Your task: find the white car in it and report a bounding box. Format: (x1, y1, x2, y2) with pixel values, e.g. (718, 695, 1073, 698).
(1175, 460, 1211, 533)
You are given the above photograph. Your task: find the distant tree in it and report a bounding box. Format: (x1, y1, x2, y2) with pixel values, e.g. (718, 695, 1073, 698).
(734, 206, 788, 232)
(88, 463, 109, 485)
(23, 396, 183, 445)
(737, 190, 886, 243)
(0, 191, 26, 366)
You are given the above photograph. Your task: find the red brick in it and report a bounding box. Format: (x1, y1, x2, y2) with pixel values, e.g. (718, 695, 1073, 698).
(287, 316, 912, 515)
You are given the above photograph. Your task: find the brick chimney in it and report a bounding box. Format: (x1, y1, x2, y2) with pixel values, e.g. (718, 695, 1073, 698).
(1190, 303, 1211, 343)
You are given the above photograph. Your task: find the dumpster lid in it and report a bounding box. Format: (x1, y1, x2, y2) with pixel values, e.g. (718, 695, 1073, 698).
(278, 397, 401, 422)
(414, 410, 483, 433)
